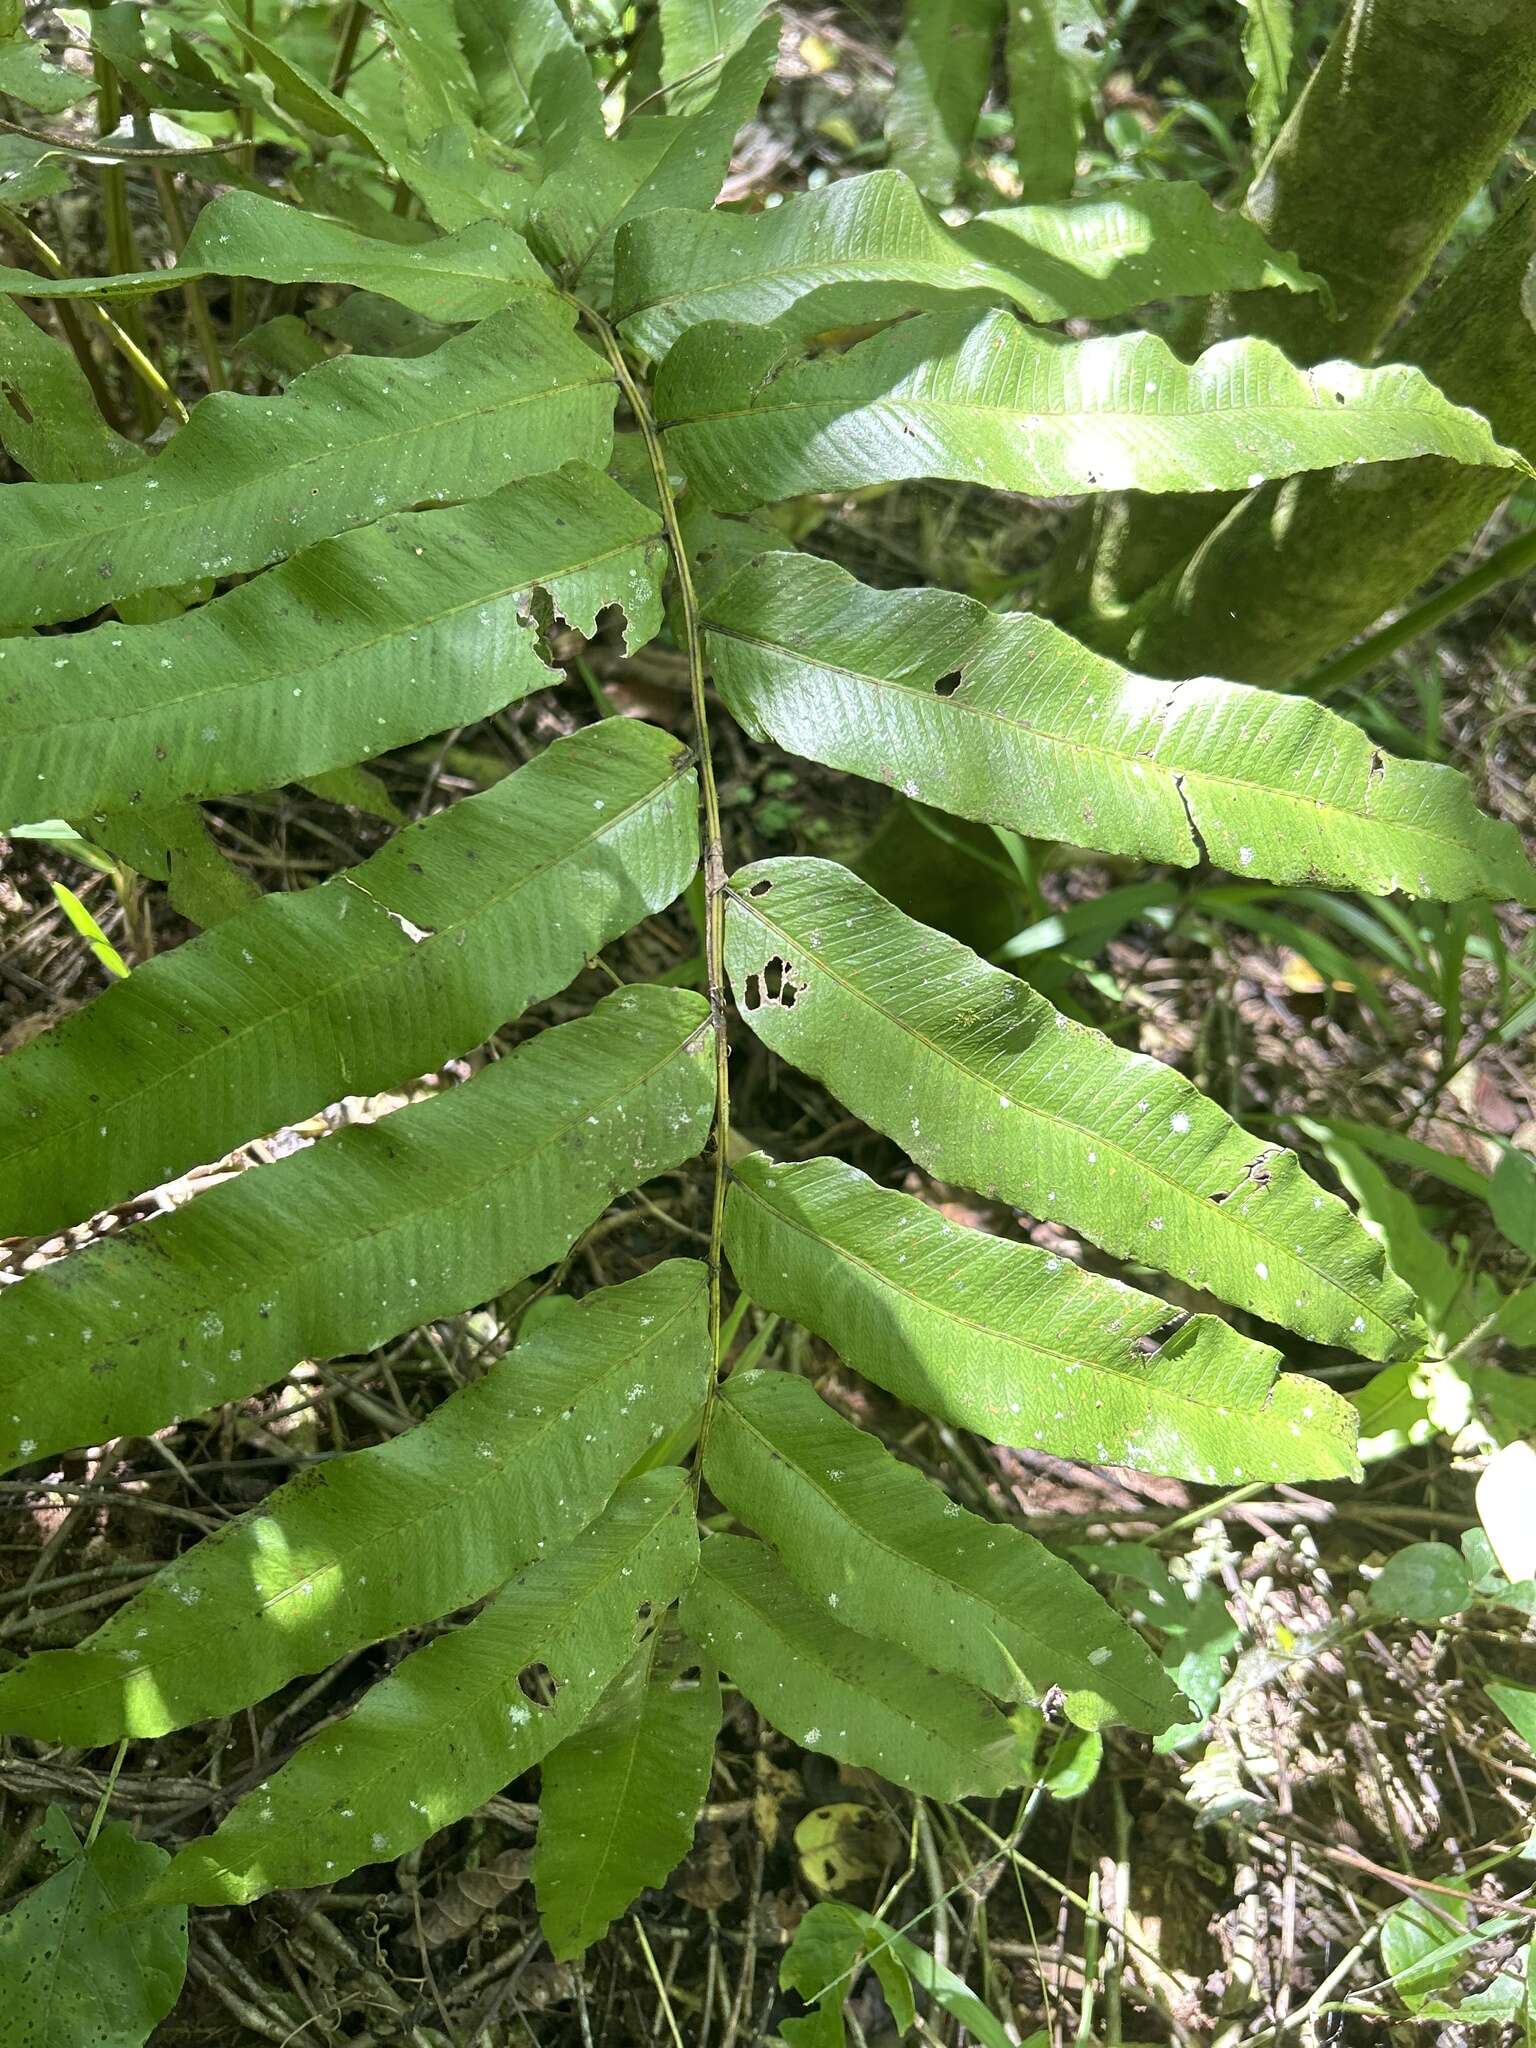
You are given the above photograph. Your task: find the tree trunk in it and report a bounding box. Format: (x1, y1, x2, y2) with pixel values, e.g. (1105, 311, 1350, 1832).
(1119, 180, 1536, 686)
(1049, 0, 1536, 638)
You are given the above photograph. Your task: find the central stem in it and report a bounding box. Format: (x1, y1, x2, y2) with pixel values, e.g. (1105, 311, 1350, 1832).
(586, 312, 733, 1438)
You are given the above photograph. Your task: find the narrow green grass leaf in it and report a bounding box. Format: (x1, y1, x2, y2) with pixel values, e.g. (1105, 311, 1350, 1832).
(0, 1267, 706, 1743)
(683, 1534, 1019, 1801)
(725, 859, 1421, 1358)
(0, 986, 713, 1475)
(534, 1633, 722, 1958)
(708, 1368, 1186, 1731)
(724, 1154, 1361, 1483)
(616, 172, 1318, 358)
(0, 463, 664, 828)
(145, 1470, 699, 1906)
(704, 551, 1536, 903)
(0, 296, 613, 627)
(0, 720, 696, 1236)
(887, 0, 1004, 204)
(657, 307, 1524, 508)
(0, 190, 554, 323)
(48, 881, 127, 982)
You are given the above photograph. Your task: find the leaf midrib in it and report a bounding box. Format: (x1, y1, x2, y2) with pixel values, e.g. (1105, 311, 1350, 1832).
(96, 1282, 702, 1692)
(7, 1018, 707, 1424)
(719, 1393, 1172, 1714)
(731, 887, 1403, 1341)
(730, 1169, 1289, 1421)
(2, 527, 661, 746)
(4, 756, 688, 1174)
(708, 616, 1485, 866)
(10, 363, 611, 578)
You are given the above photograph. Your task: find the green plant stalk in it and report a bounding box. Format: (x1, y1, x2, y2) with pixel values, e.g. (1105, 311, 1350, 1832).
(328, 2, 372, 97)
(1118, 180, 1536, 685)
(93, 51, 157, 433)
(0, 203, 186, 423)
(1298, 521, 1536, 699)
(150, 166, 226, 392)
(585, 307, 734, 1432)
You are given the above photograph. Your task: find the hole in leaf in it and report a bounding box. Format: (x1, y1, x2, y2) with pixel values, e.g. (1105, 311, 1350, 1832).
(516, 1662, 557, 1708)
(761, 957, 798, 1008)
(934, 671, 962, 698)
(746, 876, 773, 897)
(3, 382, 33, 424)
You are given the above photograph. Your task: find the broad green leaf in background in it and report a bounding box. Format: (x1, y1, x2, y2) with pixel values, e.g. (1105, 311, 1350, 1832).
(0, 1809, 187, 2048)
(0, 462, 664, 828)
(1489, 1679, 1536, 1754)
(1369, 1542, 1472, 1623)
(370, 0, 478, 132)
(656, 308, 1524, 508)
(1005, 0, 1102, 201)
(454, 0, 604, 156)
(682, 1534, 1019, 1800)
(782, 1902, 1014, 2048)
(614, 171, 1320, 359)
(530, 19, 778, 299)
(0, 296, 614, 628)
(706, 1368, 1186, 1730)
(0, 189, 556, 323)
(1239, 0, 1293, 161)
(0, 1266, 707, 1744)
(658, 0, 771, 111)
(724, 1155, 1362, 1482)
(887, 0, 1005, 205)
(1379, 1887, 1472, 2007)
(0, 20, 94, 111)
(534, 1633, 722, 1957)
(146, 1471, 699, 1905)
(219, 4, 395, 158)
(704, 551, 1536, 903)
(81, 802, 260, 931)
(725, 859, 1421, 1359)
(0, 133, 75, 211)
(0, 721, 696, 1235)
(0, 298, 141, 483)
(0, 986, 713, 1477)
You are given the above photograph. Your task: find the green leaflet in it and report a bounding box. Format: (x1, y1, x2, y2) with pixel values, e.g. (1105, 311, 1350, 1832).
(683, 1534, 1018, 1802)
(616, 171, 1319, 357)
(454, 0, 604, 155)
(1004, 0, 1101, 201)
(372, 0, 479, 130)
(656, 307, 1524, 508)
(0, 1810, 187, 2048)
(783, 1903, 1011, 2048)
(0, 721, 696, 1236)
(81, 803, 260, 931)
(887, 0, 1004, 205)
(1240, 0, 1293, 160)
(658, 0, 770, 111)
(725, 859, 1421, 1358)
(703, 550, 1536, 904)
(0, 24, 93, 112)
(0, 986, 713, 1476)
(0, 1266, 707, 1744)
(145, 1471, 699, 1906)
(533, 1633, 722, 1958)
(0, 190, 553, 323)
(724, 1154, 1361, 1483)
(0, 295, 613, 628)
(530, 18, 777, 299)
(0, 462, 664, 827)
(0, 298, 141, 484)
(707, 1368, 1186, 1731)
